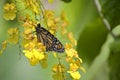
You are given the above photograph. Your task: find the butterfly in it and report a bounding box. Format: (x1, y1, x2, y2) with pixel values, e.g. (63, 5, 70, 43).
(35, 23, 65, 53)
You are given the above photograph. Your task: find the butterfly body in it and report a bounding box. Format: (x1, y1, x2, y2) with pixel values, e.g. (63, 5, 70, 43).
(35, 24, 64, 53)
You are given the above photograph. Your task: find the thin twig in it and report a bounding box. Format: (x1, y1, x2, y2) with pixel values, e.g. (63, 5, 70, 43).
(94, 0, 117, 39)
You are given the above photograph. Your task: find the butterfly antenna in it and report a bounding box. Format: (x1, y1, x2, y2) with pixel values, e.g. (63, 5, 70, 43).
(37, 0, 49, 28)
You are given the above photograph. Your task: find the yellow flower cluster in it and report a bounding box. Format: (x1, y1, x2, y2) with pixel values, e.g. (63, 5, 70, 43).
(0, 28, 19, 55)
(45, 10, 58, 34)
(7, 28, 19, 44)
(21, 17, 46, 66)
(23, 37, 46, 66)
(68, 32, 77, 46)
(52, 64, 65, 73)
(65, 32, 85, 80)
(22, 16, 36, 40)
(51, 33, 84, 80)
(60, 11, 69, 35)
(52, 64, 65, 80)
(23, 49, 45, 65)
(24, 0, 40, 14)
(3, 3, 17, 20)
(44, 10, 68, 35)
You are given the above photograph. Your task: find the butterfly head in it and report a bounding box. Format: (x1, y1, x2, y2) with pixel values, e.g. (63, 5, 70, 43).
(35, 23, 41, 32)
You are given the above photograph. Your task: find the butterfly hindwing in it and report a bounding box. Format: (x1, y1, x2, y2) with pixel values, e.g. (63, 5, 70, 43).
(35, 23, 64, 53)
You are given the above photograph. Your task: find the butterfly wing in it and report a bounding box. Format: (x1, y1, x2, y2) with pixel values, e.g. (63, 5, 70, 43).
(36, 24, 64, 53)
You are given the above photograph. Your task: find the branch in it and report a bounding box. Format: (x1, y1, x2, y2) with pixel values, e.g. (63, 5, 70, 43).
(94, 0, 118, 39)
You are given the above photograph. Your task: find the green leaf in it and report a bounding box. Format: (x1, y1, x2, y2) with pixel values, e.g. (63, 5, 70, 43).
(77, 19, 108, 63)
(100, 0, 120, 29)
(81, 33, 114, 80)
(110, 40, 120, 53)
(109, 52, 120, 80)
(109, 25, 120, 80)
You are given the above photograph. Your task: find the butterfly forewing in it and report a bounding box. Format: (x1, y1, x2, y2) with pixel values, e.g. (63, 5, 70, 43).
(35, 23, 64, 53)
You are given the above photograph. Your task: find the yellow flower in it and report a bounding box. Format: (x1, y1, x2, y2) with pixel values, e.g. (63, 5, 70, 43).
(69, 63, 79, 71)
(68, 32, 77, 46)
(22, 16, 38, 41)
(47, 19, 54, 27)
(23, 37, 45, 51)
(32, 4, 39, 15)
(75, 58, 86, 73)
(23, 28, 35, 40)
(36, 43, 46, 52)
(65, 43, 85, 73)
(24, 42, 36, 50)
(1, 40, 7, 50)
(65, 42, 80, 63)
(23, 21, 33, 29)
(45, 10, 68, 35)
(65, 43, 73, 49)
(52, 64, 65, 73)
(7, 28, 19, 44)
(24, 0, 40, 14)
(0, 40, 7, 55)
(46, 13, 58, 35)
(3, 3, 17, 20)
(61, 26, 67, 35)
(23, 49, 45, 66)
(45, 10, 54, 19)
(8, 28, 18, 35)
(22, 17, 36, 29)
(67, 71, 81, 80)
(65, 48, 78, 58)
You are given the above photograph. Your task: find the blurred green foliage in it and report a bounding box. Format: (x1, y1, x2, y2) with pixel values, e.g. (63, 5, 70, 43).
(77, 19, 108, 63)
(100, 0, 120, 29)
(1, 0, 120, 80)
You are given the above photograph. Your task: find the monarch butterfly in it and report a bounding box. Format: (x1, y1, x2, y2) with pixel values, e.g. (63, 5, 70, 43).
(35, 23, 65, 53)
